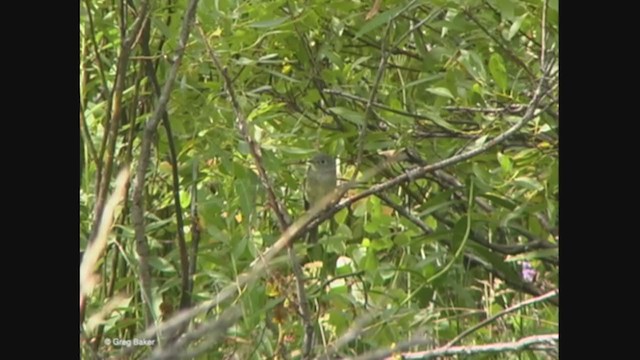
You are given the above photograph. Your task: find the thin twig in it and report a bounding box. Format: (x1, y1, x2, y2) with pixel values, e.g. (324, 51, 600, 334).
(145, 307, 243, 360)
(376, 193, 433, 234)
(342, 27, 420, 60)
(368, 334, 558, 360)
(465, 254, 558, 305)
(289, 246, 314, 358)
(482, 0, 542, 49)
(82, 0, 111, 117)
(356, 25, 390, 175)
(444, 289, 558, 348)
(196, 25, 289, 230)
(314, 314, 377, 360)
(79, 103, 98, 169)
(91, 0, 149, 241)
(140, 17, 191, 310)
(540, 0, 549, 71)
(189, 158, 201, 293)
(323, 89, 477, 127)
(131, 0, 199, 327)
(463, 10, 536, 82)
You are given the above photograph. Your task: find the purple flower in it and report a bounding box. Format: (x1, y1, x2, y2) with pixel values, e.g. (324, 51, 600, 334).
(521, 261, 537, 282)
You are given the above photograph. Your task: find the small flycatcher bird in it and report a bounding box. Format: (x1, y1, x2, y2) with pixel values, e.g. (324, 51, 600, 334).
(304, 153, 337, 244)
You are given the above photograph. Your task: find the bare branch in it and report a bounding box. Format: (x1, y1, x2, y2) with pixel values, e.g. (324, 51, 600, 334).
(140, 17, 191, 310)
(131, 0, 199, 327)
(314, 314, 376, 360)
(145, 307, 242, 360)
(354, 334, 558, 360)
(91, 0, 149, 242)
(540, 0, 549, 71)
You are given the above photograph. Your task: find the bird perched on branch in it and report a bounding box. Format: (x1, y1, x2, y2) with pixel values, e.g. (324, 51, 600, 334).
(304, 153, 337, 245)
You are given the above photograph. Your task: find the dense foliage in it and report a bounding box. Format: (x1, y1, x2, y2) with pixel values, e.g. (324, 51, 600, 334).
(80, 0, 558, 358)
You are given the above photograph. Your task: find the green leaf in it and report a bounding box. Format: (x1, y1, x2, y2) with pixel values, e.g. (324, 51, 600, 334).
(426, 87, 455, 99)
(261, 68, 300, 83)
(403, 73, 445, 89)
(370, 237, 394, 251)
(508, 14, 528, 40)
(451, 217, 469, 251)
(329, 107, 365, 125)
(497, 152, 512, 174)
(478, 194, 517, 210)
(351, 56, 371, 68)
(148, 257, 176, 273)
(363, 249, 380, 273)
(467, 242, 522, 285)
(418, 200, 459, 218)
(355, 2, 414, 39)
(514, 177, 544, 191)
(248, 17, 289, 29)
(235, 180, 255, 223)
(505, 249, 558, 262)
(145, 218, 173, 232)
(180, 190, 191, 209)
(472, 162, 493, 187)
(354, 199, 368, 217)
(488, 53, 508, 92)
(495, 0, 515, 20)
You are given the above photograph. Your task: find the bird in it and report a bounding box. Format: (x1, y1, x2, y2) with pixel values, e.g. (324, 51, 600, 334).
(304, 153, 337, 245)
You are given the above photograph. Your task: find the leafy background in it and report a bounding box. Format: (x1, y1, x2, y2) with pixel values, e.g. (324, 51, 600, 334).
(80, 0, 558, 358)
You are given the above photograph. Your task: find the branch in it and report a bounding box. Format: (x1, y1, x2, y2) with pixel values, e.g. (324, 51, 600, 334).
(464, 253, 558, 305)
(196, 24, 289, 231)
(79, 102, 98, 170)
(309, 67, 551, 231)
(145, 306, 242, 360)
(314, 314, 376, 360)
(117, 158, 388, 358)
(289, 247, 314, 358)
(82, 0, 111, 117)
(82, 0, 149, 329)
(90, 0, 149, 242)
(117, 206, 326, 358)
(197, 22, 317, 358)
(131, 0, 199, 327)
(341, 27, 420, 60)
(376, 193, 433, 234)
(323, 89, 477, 129)
(386, 334, 558, 360)
(121, 70, 551, 358)
(540, 0, 549, 71)
(356, 25, 390, 174)
(444, 289, 558, 348)
(189, 160, 201, 293)
(348, 289, 557, 360)
(140, 17, 191, 310)
(482, 0, 542, 49)
(463, 9, 536, 82)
